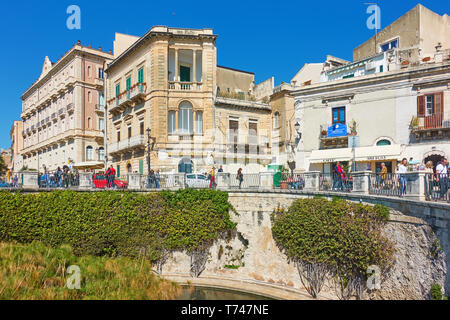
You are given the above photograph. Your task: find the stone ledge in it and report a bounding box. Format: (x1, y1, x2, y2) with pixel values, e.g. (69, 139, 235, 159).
(162, 273, 334, 300)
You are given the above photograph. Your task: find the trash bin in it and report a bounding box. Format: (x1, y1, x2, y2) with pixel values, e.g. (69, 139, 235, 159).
(268, 164, 282, 188)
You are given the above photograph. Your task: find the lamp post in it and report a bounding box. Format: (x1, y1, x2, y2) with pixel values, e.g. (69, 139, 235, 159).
(146, 128, 156, 175)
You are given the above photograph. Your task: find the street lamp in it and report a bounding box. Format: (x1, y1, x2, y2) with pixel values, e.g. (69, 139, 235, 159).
(146, 128, 156, 175)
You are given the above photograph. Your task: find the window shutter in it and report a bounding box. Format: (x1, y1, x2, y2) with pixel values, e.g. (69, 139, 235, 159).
(138, 69, 144, 83)
(417, 95, 425, 117)
(435, 92, 443, 115)
(139, 160, 144, 174)
(126, 77, 131, 91)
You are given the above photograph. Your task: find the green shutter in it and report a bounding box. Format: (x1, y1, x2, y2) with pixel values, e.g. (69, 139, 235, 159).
(115, 84, 120, 97)
(139, 160, 144, 174)
(180, 66, 190, 82)
(117, 165, 120, 178)
(126, 77, 131, 91)
(138, 68, 144, 83)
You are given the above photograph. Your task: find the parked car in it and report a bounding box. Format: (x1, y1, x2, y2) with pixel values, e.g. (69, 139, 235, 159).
(92, 174, 128, 189)
(0, 181, 10, 188)
(185, 174, 209, 188)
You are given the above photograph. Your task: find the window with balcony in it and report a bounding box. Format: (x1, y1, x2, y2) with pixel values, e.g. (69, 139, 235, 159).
(86, 146, 93, 161)
(178, 101, 193, 134)
(168, 111, 176, 134)
(273, 112, 280, 129)
(180, 66, 191, 82)
(98, 147, 105, 161)
(115, 84, 120, 97)
(417, 93, 444, 130)
(332, 107, 346, 124)
(99, 118, 104, 131)
(138, 68, 144, 84)
(195, 112, 203, 134)
(126, 77, 131, 91)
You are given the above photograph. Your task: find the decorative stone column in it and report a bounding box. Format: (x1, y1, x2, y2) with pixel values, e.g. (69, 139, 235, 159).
(259, 171, 275, 190)
(404, 171, 426, 201)
(22, 171, 39, 189)
(79, 172, 94, 190)
(216, 173, 230, 190)
(127, 173, 142, 190)
(352, 171, 371, 194)
(303, 171, 321, 191)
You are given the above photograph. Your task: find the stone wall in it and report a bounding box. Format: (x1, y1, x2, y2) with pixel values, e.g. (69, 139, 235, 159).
(160, 191, 448, 300)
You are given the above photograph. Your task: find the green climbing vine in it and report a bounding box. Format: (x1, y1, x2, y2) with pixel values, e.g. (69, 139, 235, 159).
(271, 197, 394, 299)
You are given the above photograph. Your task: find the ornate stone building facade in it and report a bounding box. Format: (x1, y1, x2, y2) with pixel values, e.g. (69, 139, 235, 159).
(20, 43, 113, 171)
(106, 27, 273, 176)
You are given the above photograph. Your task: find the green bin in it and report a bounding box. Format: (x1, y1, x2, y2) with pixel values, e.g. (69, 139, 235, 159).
(268, 164, 282, 187)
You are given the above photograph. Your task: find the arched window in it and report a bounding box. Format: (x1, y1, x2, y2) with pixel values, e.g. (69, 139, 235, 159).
(86, 146, 93, 161)
(98, 147, 105, 161)
(376, 139, 391, 146)
(273, 111, 280, 129)
(178, 101, 193, 134)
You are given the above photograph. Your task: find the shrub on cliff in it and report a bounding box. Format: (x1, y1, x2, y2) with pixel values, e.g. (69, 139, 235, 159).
(0, 189, 235, 276)
(271, 198, 394, 299)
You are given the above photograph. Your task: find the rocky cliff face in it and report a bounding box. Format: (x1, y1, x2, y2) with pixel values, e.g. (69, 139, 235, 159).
(161, 194, 447, 300)
(367, 211, 447, 300)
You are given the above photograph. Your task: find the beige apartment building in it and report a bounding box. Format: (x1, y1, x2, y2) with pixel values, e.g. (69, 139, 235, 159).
(20, 42, 113, 172)
(105, 27, 273, 177)
(289, 4, 450, 174)
(9, 120, 23, 172)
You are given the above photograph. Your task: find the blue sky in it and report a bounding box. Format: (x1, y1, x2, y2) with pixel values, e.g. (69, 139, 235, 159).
(1, 0, 448, 149)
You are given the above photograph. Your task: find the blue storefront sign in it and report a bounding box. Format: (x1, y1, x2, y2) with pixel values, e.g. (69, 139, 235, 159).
(327, 123, 348, 137)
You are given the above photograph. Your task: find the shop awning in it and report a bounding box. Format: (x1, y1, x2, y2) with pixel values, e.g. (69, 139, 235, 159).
(72, 161, 105, 169)
(309, 145, 403, 164)
(309, 148, 353, 163)
(354, 145, 403, 162)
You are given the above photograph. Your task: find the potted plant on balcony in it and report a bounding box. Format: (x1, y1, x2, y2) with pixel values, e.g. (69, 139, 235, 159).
(349, 119, 358, 136)
(409, 116, 419, 130)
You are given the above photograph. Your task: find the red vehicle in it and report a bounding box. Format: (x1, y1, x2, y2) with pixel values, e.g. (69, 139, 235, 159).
(92, 174, 128, 189)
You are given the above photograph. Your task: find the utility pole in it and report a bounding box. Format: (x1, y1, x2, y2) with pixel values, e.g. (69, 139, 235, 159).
(146, 128, 156, 175)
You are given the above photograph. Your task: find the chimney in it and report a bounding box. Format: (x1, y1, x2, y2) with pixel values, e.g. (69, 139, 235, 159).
(88, 44, 92, 48)
(109, 50, 112, 54)
(99, 47, 102, 52)
(77, 40, 81, 45)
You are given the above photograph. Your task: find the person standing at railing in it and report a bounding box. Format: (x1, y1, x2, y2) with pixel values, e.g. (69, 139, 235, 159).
(398, 158, 408, 197)
(55, 167, 63, 188)
(380, 163, 388, 189)
(148, 170, 156, 188)
(155, 169, 161, 189)
(424, 161, 434, 200)
(209, 167, 217, 189)
(333, 162, 345, 191)
(436, 158, 448, 201)
(218, 165, 223, 173)
(237, 168, 243, 189)
(106, 165, 116, 189)
(63, 166, 70, 188)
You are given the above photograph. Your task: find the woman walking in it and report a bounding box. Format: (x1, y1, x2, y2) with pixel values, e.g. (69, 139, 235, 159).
(237, 168, 243, 189)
